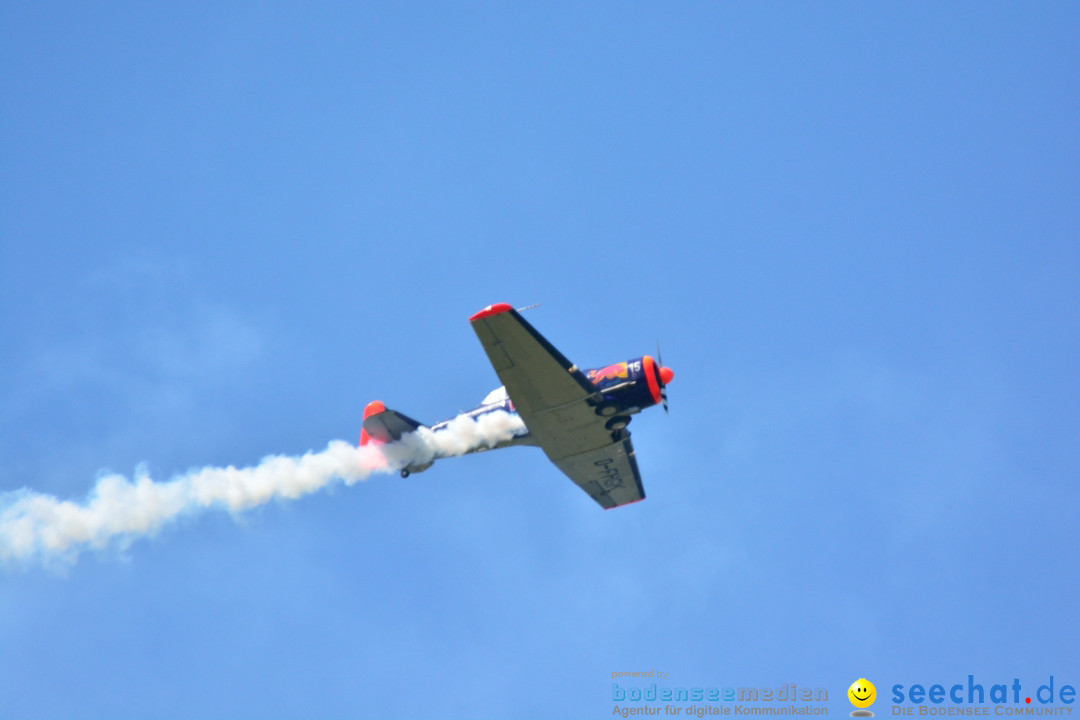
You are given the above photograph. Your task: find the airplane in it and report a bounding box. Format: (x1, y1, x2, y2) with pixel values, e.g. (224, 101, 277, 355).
(360, 302, 674, 509)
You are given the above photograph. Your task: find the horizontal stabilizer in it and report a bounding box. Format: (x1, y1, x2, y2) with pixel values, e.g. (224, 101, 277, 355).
(360, 400, 424, 445)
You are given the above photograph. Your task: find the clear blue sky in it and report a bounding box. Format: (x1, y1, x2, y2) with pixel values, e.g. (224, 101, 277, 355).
(2, 3, 1077, 719)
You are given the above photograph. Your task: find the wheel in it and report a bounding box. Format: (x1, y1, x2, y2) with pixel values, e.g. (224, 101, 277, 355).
(400, 469, 410, 479)
(595, 402, 619, 417)
(605, 415, 630, 431)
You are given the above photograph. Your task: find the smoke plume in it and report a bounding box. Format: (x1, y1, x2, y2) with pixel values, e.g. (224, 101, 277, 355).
(1, 410, 525, 568)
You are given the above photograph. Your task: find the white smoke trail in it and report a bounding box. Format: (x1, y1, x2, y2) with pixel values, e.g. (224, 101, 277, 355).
(1, 410, 526, 568)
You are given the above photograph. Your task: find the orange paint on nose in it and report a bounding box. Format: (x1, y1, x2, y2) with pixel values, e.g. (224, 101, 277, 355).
(660, 367, 674, 385)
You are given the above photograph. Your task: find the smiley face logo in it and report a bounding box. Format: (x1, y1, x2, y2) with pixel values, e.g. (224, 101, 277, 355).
(848, 678, 876, 710)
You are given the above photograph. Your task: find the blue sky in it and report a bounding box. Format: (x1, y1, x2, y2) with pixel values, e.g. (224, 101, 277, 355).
(2, 3, 1077, 719)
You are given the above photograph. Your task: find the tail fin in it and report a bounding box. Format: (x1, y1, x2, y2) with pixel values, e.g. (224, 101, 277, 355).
(359, 401, 386, 445)
(360, 400, 424, 445)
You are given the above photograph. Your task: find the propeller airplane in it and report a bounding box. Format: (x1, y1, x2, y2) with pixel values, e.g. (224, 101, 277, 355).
(360, 303, 674, 508)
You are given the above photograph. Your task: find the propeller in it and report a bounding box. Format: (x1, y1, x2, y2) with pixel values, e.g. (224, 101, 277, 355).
(655, 342, 674, 413)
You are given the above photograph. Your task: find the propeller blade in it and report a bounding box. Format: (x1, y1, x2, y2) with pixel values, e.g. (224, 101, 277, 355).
(656, 342, 669, 413)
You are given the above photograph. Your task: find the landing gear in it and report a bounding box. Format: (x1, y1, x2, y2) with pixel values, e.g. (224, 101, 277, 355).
(605, 415, 631, 431)
(400, 469, 410, 479)
(595, 402, 619, 417)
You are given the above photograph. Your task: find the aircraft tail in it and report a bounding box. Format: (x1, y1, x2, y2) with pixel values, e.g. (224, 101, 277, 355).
(359, 400, 425, 445)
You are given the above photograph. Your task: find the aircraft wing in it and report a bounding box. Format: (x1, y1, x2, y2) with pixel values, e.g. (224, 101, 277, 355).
(550, 436, 644, 509)
(469, 303, 646, 508)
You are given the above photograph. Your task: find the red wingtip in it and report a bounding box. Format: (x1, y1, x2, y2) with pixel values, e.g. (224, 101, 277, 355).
(469, 303, 514, 322)
(660, 366, 675, 385)
(360, 400, 387, 446)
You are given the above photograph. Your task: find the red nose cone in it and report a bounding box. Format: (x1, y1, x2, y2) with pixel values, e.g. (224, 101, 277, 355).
(660, 367, 674, 385)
